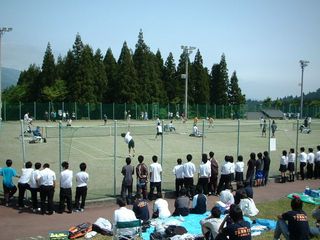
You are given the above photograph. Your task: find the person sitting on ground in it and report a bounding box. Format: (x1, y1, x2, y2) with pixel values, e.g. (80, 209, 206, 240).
(190, 124, 202, 137)
(132, 193, 149, 224)
(310, 206, 320, 237)
(200, 206, 223, 240)
(169, 120, 176, 132)
(152, 194, 171, 219)
(113, 197, 138, 237)
(273, 196, 310, 240)
(33, 126, 42, 137)
(238, 191, 259, 223)
(190, 185, 207, 214)
(216, 204, 252, 240)
(172, 187, 190, 216)
(234, 182, 253, 205)
(218, 186, 235, 211)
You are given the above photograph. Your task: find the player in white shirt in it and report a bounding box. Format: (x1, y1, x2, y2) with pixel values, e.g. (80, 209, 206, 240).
(155, 122, 163, 139)
(288, 148, 296, 182)
(59, 161, 73, 214)
(38, 163, 56, 215)
(217, 156, 233, 194)
(173, 158, 184, 197)
(75, 162, 89, 212)
(18, 161, 33, 209)
(307, 148, 315, 179)
(279, 150, 288, 183)
(315, 145, 320, 179)
(29, 162, 42, 212)
(152, 196, 171, 219)
(121, 132, 135, 157)
(299, 147, 307, 180)
(235, 155, 244, 183)
(149, 155, 162, 200)
(198, 154, 211, 195)
(183, 154, 196, 197)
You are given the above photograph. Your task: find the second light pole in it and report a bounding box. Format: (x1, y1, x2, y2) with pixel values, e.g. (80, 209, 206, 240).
(181, 45, 196, 120)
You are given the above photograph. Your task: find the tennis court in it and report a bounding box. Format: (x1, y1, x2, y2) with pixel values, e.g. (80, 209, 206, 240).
(0, 118, 319, 200)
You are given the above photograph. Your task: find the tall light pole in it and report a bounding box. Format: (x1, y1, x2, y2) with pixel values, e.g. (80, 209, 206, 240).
(0, 27, 13, 121)
(299, 60, 309, 119)
(181, 45, 196, 119)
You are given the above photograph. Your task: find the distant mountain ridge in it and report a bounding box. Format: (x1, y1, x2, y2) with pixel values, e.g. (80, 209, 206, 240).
(1, 67, 20, 90)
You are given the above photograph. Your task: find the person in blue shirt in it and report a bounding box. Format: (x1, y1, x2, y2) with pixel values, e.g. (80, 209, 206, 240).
(0, 159, 20, 206)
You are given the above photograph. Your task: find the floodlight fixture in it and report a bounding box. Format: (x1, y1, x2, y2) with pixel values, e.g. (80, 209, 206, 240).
(299, 60, 309, 119)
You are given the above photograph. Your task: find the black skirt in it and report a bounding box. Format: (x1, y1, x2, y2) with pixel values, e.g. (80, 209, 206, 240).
(288, 162, 295, 172)
(279, 164, 287, 172)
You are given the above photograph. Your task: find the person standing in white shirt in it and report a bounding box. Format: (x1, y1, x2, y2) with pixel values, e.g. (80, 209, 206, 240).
(235, 155, 244, 184)
(29, 162, 41, 212)
(279, 150, 288, 183)
(58, 161, 73, 214)
(217, 156, 232, 194)
(121, 132, 135, 157)
(307, 148, 315, 179)
(113, 197, 137, 236)
(75, 162, 89, 212)
(173, 158, 184, 197)
(38, 163, 56, 215)
(18, 161, 33, 209)
(315, 145, 320, 179)
(183, 154, 196, 198)
(198, 154, 211, 195)
(288, 148, 296, 182)
(149, 155, 162, 200)
(155, 122, 163, 139)
(299, 147, 307, 180)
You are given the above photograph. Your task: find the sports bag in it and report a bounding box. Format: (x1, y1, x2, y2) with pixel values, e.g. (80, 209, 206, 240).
(68, 222, 92, 239)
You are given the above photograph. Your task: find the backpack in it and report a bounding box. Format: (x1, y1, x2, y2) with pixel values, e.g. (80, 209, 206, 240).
(92, 218, 113, 236)
(165, 225, 187, 237)
(68, 222, 92, 239)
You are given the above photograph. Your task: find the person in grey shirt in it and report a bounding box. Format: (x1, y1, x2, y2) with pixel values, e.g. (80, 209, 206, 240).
(172, 188, 190, 216)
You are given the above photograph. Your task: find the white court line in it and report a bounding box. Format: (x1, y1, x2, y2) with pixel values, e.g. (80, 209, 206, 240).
(62, 142, 101, 159)
(72, 138, 109, 155)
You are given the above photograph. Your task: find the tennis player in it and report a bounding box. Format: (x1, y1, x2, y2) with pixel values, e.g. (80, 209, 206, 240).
(121, 132, 135, 157)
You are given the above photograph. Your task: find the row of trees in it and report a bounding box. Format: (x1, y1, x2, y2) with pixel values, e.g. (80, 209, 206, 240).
(3, 30, 246, 106)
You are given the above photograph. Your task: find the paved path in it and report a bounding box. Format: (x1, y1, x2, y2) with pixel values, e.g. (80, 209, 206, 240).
(1, 179, 319, 240)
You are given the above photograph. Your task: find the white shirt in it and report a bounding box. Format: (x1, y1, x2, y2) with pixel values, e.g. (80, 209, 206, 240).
(24, 113, 30, 122)
(220, 161, 232, 175)
(173, 165, 184, 179)
(113, 207, 137, 236)
(230, 162, 235, 174)
(316, 150, 320, 162)
(38, 168, 56, 186)
(29, 169, 41, 188)
(199, 162, 211, 178)
(76, 171, 89, 187)
(307, 152, 315, 164)
(18, 168, 33, 184)
(193, 125, 199, 135)
(149, 162, 162, 183)
(299, 152, 307, 163)
(200, 218, 223, 239)
(183, 161, 196, 178)
(219, 189, 234, 206)
(235, 162, 244, 173)
(288, 153, 296, 163)
(60, 169, 73, 188)
(124, 132, 132, 144)
(157, 125, 163, 133)
(153, 198, 171, 219)
(280, 156, 288, 166)
(239, 198, 259, 217)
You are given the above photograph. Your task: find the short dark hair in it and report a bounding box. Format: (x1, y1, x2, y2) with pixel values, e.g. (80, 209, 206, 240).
(317, 145, 320, 151)
(43, 163, 50, 168)
(229, 155, 234, 163)
(229, 204, 243, 222)
(80, 162, 87, 171)
(237, 155, 243, 162)
(300, 147, 305, 152)
(62, 161, 69, 169)
(257, 152, 262, 159)
(196, 184, 203, 194)
(116, 197, 126, 207)
(250, 152, 256, 160)
(291, 197, 303, 211)
(177, 158, 182, 164)
(290, 148, 295, 153)
(35, 162, 41, 170)
(138, 155, 144, 163)
(179, 187, 187, 196)
(263, 151, 269, 157)
(309, 148, 313, 152)
(6, 159, 12, 167)
(211, 206, 221, 218)
(121, 133, 126, 137)
(152, 155, 158, 163)
(126, 157, 131, 165)
(186, 154, 192, 162)
(25, 161, 32, 168)
(282, 150, 287, 156)
(202, 154, 208, 163)
(209, 151, 214, 158)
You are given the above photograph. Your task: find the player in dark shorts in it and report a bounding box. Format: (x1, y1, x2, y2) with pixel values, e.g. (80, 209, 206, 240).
(121, 132, 135, 157)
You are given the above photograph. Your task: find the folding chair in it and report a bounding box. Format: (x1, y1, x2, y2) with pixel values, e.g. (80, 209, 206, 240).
(113, 219, 142, 240)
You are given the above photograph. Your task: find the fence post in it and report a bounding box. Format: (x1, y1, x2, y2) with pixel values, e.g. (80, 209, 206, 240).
(87, 103, 90, 120)
(113, 103, 115, 120)
(48, 102, 51, 121)
(62, 102, 64, 113)
(19, 101, 22, 120)
(113, 120, 117, 196)
(100, 102, 102, 120)
(4, 101, 6, 121)
(237, 119, 240, 158)
(20, 120, 26, 164)
(295, 118, 299, 176)
(167, 104, 170, 120)
(201, 120, 205, 154)
(75, 102, 77, 120)
(268, 119, 271, 155)
(59, 121, 62, 173)
(214, 104, 216, 118)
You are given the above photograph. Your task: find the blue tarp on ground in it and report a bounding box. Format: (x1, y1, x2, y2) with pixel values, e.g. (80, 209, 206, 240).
(142, 212, 276, 239)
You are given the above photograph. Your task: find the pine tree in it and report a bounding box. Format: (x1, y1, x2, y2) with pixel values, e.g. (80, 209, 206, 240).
(189, 50, 210, 104)
(163, 52, 177, 102)
(228, 71, 246, 105)
(116, 42, 139, 103)
(103, 48, 117, 103)
(93, 49, 107, 102)
(16, 64, 41, 101)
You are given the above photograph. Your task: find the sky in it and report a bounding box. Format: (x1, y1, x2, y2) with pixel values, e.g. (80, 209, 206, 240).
(1, 0, 319, 100)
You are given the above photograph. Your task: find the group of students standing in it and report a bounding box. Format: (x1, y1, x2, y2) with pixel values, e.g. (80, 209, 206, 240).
(0, 159, 89, 215)
(279, 145, 320, 183)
